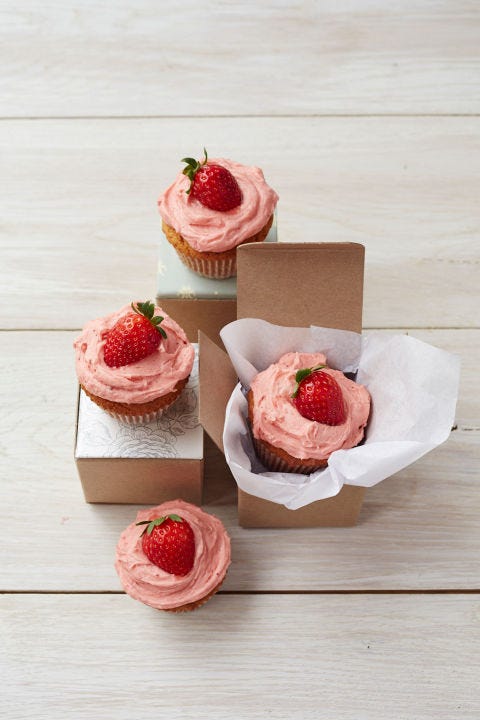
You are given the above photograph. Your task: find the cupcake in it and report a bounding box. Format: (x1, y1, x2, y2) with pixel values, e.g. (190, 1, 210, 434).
(248, 352, 371, 473)
(74, 301, 195, 424)
(115, 500, 231, 612)
(158, 149, 278, 279)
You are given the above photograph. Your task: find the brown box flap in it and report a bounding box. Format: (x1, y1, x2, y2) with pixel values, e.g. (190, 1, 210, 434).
(237, 242, 364, 333)
(198, 331, 238, 453)
(159, 298, 236, 347)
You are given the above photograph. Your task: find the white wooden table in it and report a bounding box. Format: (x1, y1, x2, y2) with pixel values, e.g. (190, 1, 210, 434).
(1, 3, 479, 718)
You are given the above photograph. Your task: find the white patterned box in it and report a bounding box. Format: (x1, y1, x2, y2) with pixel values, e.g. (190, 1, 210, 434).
(75, 347, 203, 504)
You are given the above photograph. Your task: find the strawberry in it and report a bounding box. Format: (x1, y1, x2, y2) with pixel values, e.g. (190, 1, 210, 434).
(103, 300, 167, 368)
(291, 364, 346, 426)
(136, 514, 195, 576)
(181, 148, 242, 212)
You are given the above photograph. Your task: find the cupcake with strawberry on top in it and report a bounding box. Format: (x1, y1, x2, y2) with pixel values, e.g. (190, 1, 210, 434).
(115, 499, 231, 612)
(74, 301, 194, 424)
(158, 149, 278, 279)
(248, 352, 371, 473)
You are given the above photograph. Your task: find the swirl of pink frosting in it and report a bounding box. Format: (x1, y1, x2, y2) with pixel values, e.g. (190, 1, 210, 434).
(158, 157, 279, 252)
(74, 304, 194, 404)
(250, 352, 371, 461)
(115, 500, 231, 610)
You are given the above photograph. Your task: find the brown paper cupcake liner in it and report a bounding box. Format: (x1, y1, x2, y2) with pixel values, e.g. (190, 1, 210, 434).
(162, 214, 274, 279)
(247, 389, 327, 474)
(81, 375, 189, 424)
(107, 408, 166, 425)
(252, 436, 327, 475)
(178, 252, 237, 279)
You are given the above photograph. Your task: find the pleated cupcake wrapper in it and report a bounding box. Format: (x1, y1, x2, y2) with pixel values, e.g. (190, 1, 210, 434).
(105, 407, 165, 425)
(253, 436, 326, 475)
(177, 251, 237, 279)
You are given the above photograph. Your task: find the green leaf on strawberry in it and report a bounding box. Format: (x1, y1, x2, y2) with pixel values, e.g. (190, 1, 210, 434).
(291, 364, 326, 398)
(291, 364, 346, 426)
(181, 148, 208, 195)
(136, 514, 184, 537)
(181, 148, 242, 211)
(132, 301, 167, 338)
(103, 300, 168, 368)
(136, 514, 195, 576)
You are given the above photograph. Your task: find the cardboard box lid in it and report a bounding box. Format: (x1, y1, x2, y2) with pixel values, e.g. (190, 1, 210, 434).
(199, 242, 365, 453)
(237, 242, 364, 333)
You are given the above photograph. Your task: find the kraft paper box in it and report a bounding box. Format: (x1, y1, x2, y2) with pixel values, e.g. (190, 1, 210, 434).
(219, 320, 458, 524)
(156, 217, 277, 346)
(199, 243, 459, 528)
(75, 346, 203, 504)
(199, 241, 367, 527)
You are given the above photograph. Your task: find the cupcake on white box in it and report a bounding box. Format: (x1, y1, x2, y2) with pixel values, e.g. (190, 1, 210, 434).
(74, 301, 194, 424)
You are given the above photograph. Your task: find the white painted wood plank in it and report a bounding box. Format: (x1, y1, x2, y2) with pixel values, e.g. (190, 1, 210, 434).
(2, 594, 479, 720)
(1, 329, 478, 592)
(1, 117, 479, 329)
(1, 1, 479, 117)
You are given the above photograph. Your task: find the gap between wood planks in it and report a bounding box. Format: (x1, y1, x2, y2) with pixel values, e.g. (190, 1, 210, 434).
(1, 114, 480, 121)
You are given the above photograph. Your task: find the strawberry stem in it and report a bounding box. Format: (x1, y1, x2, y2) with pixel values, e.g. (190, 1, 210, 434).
(136, 514, 183, 537)
(291, 364, 326, 398)
(131, 301, 167, 339)
(181, 149, 208, 195)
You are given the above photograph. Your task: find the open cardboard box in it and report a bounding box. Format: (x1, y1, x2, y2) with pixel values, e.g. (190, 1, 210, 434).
(75, 347, 203, 504)
(199, 241, 366, 527)
(157, 217, 277, 347)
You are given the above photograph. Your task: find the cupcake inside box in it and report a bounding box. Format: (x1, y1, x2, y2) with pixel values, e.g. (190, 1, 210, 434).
(199, 241, 366, 528)
(156, 215, 277, 347)
(75, 345, 203, 504)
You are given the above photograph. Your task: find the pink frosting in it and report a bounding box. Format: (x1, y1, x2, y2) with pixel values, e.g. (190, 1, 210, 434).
(158, 157, 278, 252)
(250, 352, 371, 461)
(74, 304, 194, 404)
(115, 500, 231, 610)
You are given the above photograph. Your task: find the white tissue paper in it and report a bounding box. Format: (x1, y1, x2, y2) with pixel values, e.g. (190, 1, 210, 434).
(220, 319, 460, 510)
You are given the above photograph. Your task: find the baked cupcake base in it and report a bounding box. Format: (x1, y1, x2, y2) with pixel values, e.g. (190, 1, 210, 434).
(162, 577, 226, 613)
(247, 390, 328, 474)
(162, 213, 274, 279)
(81, 375, 189, 424)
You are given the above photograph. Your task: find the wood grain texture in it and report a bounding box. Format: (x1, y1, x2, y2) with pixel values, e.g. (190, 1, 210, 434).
(2, 2, 479, 713)
(1, 1, 480, 117)
(1, 117, 479, 329)
(1, 329, 478, 592)
(2, 594, 479, 720)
